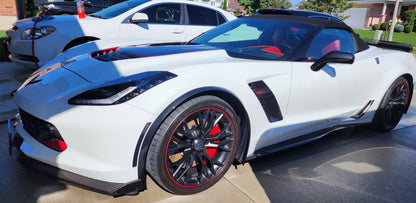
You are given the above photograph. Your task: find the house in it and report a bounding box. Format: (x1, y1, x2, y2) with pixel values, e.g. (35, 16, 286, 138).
(193, 0, 246, 15)
(298, 0, 416, 29)
(344, 0, 416, 29)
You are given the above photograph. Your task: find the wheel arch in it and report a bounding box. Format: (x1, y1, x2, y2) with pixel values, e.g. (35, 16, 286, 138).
(62, 36, 100, 52)
(402, 73, 414, 113)
(132, 87, 251, 189)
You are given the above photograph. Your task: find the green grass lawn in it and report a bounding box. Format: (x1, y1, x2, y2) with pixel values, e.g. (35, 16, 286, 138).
(0, 30, 6, 38)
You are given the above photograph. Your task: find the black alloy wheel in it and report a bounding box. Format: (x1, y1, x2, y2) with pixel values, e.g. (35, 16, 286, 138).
(146, 96, 240, 194)
(371, 77, 410, 132)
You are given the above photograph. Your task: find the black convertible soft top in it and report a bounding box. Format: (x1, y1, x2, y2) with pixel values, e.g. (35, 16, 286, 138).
(247, 11, 370, 53)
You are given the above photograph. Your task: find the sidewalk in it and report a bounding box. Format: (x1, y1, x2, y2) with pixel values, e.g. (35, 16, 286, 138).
(0, 16, 16, 30)
(0, 62, 31, 122)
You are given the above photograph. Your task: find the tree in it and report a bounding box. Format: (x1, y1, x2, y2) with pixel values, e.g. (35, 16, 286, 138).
(302, 0, 355, 21)
(222, 0, 228, 11)
(237, 0, 276, 15)
(273, 0, 292, 9)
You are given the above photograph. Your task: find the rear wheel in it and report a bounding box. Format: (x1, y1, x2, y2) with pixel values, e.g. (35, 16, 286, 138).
(371, 77, 410, 132)
(146, 96, 240, 194)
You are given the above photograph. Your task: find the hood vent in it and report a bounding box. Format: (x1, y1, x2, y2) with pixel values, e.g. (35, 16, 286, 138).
(91, 47, 141, 62)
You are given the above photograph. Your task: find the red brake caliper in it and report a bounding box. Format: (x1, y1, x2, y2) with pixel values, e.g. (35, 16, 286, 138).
(205, 125, 220, 159)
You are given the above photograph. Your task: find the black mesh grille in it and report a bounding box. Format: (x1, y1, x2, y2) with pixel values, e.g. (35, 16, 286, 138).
(19, 109, 63, 142)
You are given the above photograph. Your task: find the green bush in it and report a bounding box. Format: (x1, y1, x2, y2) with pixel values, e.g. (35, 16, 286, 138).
(394, 24, 404, 32)
(25, 0, 38, 17)
(402, 10, 416, 33)
(402, 10, 416, 22)
(372, 24, 380, 30)
(404, 24, 414, 33)
(380, 22, 390, 30)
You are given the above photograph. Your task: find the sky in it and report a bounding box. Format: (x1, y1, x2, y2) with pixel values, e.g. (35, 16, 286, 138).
(289, 0, 302, 7)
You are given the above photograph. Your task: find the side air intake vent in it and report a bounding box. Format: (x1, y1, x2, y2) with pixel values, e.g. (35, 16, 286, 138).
(249, 81, 283, 122)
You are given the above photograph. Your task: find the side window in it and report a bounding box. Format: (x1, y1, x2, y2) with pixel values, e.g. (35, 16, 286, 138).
(187, 5, 219, 26)
(306, 28, 356, 60)
(140, 4, 181, 24)
(218, 12, 226, 24)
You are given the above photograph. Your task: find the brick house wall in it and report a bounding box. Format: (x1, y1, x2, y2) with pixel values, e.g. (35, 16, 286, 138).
(299, 1, 416, 29)
(228, 0, 246, 15)
(0, 0, 17, 16)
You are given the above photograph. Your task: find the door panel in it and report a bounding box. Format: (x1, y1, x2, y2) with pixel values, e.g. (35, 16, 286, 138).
(119, 3, 187, 41)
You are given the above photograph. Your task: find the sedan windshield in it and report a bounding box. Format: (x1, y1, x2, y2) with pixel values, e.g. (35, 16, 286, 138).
(91, 0, 150, 19)
(192, 18, 320, 60)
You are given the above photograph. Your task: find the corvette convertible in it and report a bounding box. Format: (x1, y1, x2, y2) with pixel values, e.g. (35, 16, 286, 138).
(9, 9, 416, 196)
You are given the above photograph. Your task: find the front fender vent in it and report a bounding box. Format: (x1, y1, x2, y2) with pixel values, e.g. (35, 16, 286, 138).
(249, 81, 283, 122)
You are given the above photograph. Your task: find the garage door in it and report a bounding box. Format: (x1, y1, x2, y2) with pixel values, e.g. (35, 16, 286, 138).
(343, 8, 367, 29)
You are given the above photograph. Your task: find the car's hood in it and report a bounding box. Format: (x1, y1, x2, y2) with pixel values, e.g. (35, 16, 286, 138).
(60, 43, 234, 83)
(16, 15, 103, 28)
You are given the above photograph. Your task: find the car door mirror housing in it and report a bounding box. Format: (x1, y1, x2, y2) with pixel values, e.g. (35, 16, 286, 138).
(310, 51, 355, 72)
(130, 13, 149, 23)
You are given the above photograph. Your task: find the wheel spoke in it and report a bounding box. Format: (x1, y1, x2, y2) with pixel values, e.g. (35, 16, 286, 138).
(197, 109, 210, 131)
(202, 151, 217, 174)
(176, 152, 196, 180)
(172, 157, 187, 178)
(177, 127, 193, 139)
(202, 113, 224, 139)
(206, 128, 233, 141)
(195, 153, 210, 183)
(168, 142, 190, 154)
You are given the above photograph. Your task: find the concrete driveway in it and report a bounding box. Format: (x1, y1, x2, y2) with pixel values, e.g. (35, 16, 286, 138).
(1, 62, 416, 202)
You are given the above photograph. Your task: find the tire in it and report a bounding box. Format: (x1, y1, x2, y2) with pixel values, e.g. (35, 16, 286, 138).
(371, 77, 410, 132)
(146, 96, 240, 194)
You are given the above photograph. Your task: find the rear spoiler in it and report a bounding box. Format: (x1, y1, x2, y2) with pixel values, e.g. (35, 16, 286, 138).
(362, 38, 413, 53)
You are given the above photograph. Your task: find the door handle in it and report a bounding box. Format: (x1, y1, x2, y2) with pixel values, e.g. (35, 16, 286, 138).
(172, 29, 183, 34)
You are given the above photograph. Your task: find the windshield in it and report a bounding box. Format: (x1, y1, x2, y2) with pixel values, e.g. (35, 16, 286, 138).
(91, 0, 150, 19)
(192, 18, 319, 60)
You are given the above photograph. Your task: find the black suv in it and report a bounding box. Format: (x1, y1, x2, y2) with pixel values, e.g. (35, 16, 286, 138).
(39, 0, 127, 15)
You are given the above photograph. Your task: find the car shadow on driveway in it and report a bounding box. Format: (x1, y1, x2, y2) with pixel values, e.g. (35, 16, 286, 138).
(249, 124, 416, 202)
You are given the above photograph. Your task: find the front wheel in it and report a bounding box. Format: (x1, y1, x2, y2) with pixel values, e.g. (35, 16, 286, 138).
(371, 77, 410, 132)
(146, 96, 240, 194)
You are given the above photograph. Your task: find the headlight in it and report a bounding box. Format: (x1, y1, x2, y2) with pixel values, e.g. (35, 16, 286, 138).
(21, 26, 56, 40)
(69, 71, 177, 105)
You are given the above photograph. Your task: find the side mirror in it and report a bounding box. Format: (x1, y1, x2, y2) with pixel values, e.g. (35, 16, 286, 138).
(130, 13, 149, 23)
(310, 51, 355, 71)
(84, 1, 91, 6)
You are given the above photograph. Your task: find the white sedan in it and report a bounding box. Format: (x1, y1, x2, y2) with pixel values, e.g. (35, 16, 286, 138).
(9, 9, 416, 196)
(6, 0, 236, 68)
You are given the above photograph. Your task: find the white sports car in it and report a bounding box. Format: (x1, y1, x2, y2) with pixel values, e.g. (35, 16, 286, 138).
(9, 9, 416, 196)
(6, 0, 236, 68)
